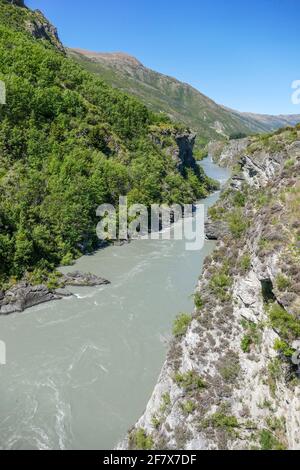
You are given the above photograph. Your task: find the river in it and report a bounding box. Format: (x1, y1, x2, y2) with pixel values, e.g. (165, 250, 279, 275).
(0, 157, 230, 450)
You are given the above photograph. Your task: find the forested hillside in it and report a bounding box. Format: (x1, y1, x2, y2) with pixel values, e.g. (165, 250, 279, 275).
(0, 0, 214, 288)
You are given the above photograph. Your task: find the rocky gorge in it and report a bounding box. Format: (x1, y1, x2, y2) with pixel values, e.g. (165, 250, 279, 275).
(123, 125, 300, 450)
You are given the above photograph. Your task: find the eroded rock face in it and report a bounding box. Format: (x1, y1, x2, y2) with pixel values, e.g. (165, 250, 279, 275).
(208, 138, 250, 168)
(150, 128, 197, 175)
(205, 219, 229, 240)
(173, 132, 197, 173)
(25, 10, 65, 53)
(122, 130, 300, 450)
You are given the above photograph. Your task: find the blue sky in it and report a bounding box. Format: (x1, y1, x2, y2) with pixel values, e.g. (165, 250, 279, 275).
(26, 0, 300, 115)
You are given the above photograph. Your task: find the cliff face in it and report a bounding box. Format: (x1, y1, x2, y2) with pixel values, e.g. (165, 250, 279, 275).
(150, 125, 197, 175)
(25, 9, 65, 53)
(123, 125, 300, 451)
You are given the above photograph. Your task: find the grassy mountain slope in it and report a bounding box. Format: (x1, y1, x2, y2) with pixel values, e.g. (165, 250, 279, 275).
(0, 0, 214, 287)
(68, 49, 300, 150)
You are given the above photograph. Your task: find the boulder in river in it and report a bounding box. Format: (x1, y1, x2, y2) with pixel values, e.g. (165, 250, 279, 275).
(62, 271, 110, 287)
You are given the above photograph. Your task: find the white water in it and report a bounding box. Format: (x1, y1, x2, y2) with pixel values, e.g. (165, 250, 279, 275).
(0, 158, 230, 450)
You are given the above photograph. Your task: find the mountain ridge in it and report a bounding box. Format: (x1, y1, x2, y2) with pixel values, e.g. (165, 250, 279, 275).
(69, 48, 300, 149)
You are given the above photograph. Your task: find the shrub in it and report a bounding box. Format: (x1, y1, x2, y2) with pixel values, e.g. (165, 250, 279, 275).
(284, 159, 295, 169)
(273, 339, 294, 358)
(194, 292, 204, 310)
(267, 358, 282, 397)
(160, 393, 171, 413)
(240, 319, 262, 352)
(174, 370, 206, 392)
(173, 313, 192, 337)
(46, 271, 64, 290)
(180, 400, 196, 415)
(269, 303, 300, 341)
(61, 253, 75, 267)
(233, 191, 246, 207)
(275, 274, 291, 291)
(227, 210, 248, 238)
(151, 416, 161, 430)
(130, 428, 154, 450)
(259, 429, 286, 450)
(209, 412, 239, 429)
(241, 335, 252, 353)
(208, 206, 225, 221)
(240, 254, 251, 272)
(209, 270, 232, 301)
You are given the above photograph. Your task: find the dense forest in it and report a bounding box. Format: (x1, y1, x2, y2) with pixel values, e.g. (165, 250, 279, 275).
(0, 0, 216, 289)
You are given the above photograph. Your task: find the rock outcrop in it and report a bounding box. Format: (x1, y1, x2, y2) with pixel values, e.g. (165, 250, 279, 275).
(208, 138, 250, 168)
(205, 219, 229, 240)
(0, 271, 110, 315)
(62, 271, 110, 287)
(25, 9, 65, 53)
(173, 132, 197, 173)
(2, 0, 65, 52)
(123, 125, 300, 450)
(0, 283, 60, 315)
(150, 126, 197, 175)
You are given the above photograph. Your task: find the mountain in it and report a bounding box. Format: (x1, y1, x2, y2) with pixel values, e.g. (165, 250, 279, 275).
(241, 112, 300, 130)
(68, 48, 300, 149)
(0, 0, 214, 288)
(123, 125, 300, 450)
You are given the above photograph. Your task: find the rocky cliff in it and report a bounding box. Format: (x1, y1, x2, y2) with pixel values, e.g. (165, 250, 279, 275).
(150, 125, 197, 174)
(0, 0, 64, 52)
(123, 125, 300, 450)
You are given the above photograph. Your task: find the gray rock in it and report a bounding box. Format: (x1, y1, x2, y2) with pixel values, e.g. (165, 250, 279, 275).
(0, 283, 60, 315)
(55, 288, 74, 297)
(0, 271, 110, 316)
(205, 219, 229, 240)
(62, 271, 110, 287)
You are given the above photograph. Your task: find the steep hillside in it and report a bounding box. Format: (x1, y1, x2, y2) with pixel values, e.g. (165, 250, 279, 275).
(0, 0, 215, 290)
(68, 49, 300, 150)
(123, 125, 300, 450)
